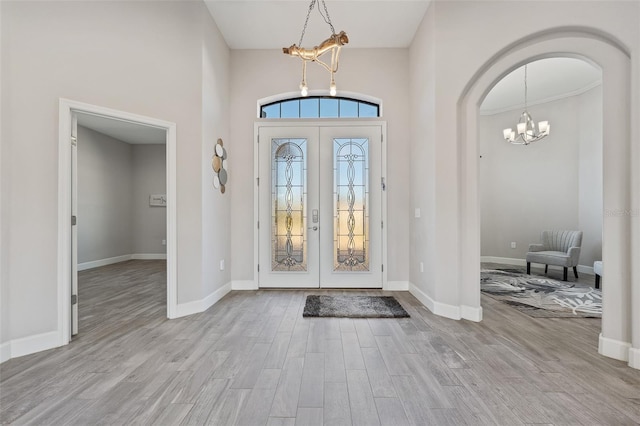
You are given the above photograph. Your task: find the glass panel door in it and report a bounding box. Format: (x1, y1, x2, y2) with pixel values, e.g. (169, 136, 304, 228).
(259, 126, 319, 288)
(258, 125, 382, 289)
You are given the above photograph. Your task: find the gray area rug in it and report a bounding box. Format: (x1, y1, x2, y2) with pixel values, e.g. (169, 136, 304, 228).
(303, 295, 410, 318)
(481, 269, 602, 318)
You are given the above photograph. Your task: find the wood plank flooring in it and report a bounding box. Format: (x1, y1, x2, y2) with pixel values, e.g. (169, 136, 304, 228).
(1, 260, 639, 425)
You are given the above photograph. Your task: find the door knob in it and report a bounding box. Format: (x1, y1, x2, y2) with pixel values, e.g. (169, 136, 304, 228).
(308, 226, 318, 231)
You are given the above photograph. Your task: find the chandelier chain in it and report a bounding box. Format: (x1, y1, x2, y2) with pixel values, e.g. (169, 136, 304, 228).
(298, 0, 336, 47)
(524, 64, 528, 109)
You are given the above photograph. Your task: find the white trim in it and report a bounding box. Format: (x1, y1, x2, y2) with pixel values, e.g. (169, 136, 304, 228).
(598, 333, 631, 361)
(10, 331, 61, 359)
(58, 98, 178, 342)
(0, 341, 10, 363)
(384, 281, 409, 291)
(256, 91, 384, 118)
(480, 80, 602, 116)
(409, 283, 461, 320)
(480, 256, 595, 275)
(629, 347, 640, 370)
(174, 283, 232, 318)
(78, 254, 167, 271)
(461, 305, 483, 322)
(480, 256, 526, 267)
(131, 253, 167, 260)
(409, 283, 482, 322)
(78, 255, 132, 271)
(231, 280, 259, 290)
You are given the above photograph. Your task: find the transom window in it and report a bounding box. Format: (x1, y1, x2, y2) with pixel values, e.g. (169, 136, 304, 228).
(261, 97, 380, 119)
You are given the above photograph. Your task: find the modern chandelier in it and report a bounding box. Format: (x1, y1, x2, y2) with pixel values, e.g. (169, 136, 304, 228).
(503, 64, 550, 145)
(282, 0, 348, 97)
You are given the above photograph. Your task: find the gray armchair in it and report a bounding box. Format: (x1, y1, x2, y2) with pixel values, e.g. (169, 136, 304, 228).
(526, 230, 583, 281)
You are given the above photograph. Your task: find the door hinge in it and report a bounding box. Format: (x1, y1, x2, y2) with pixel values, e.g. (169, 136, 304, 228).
(257, 221, 260, 229)
(256, 177, 260, 186)
(71, 215, 77, 226)
(381, 221, 384, 229)
(71, 136, 77, 146)
(257, 264, 260, 272)
(381, 178, 386, 191)
(381, 133, 383, 143)
(71, 294, 77, 305)
(382, 264, 384, 272)
(257, 136, 259, 144)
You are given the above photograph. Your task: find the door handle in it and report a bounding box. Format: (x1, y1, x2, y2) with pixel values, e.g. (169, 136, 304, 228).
(308, 226, 318, 231)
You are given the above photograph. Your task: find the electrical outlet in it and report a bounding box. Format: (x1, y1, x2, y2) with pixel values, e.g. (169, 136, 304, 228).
(511, 242, 517, 249)
(162, 239, 166, 246)
(220, 259, 225, 271)
(420, 262, 424, 273)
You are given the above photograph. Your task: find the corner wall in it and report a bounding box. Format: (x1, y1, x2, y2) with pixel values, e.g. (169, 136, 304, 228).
(1, 0, 231, 359)
(409, 0, 640, 368)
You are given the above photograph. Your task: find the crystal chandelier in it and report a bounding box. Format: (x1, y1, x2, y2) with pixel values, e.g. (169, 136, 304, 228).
(282, 0, 348, 97)
(503, 64, 550, 145)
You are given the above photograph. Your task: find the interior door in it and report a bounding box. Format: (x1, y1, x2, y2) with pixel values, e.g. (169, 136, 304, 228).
(258, 124, 383, 289)
(71, 113, 79, 336)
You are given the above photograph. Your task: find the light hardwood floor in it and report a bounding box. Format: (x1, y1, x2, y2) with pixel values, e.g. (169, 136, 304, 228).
(1, 260, 639, 425)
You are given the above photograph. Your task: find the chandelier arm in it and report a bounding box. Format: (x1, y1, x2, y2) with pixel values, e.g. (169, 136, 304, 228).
(314, 58, 334, 74)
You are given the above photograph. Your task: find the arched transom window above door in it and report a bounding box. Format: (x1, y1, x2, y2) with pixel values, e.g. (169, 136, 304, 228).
(260, 96, 380, 119)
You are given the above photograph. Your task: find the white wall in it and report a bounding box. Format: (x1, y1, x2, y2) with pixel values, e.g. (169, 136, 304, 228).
(479, 86, 602, 269)
(229, 48, 411, 285)
(132, 144, 167, 255)
(1, 0, 230, 354)
(78, 126, 133, 264)
(0, 0, 8, 353)
(409, 0, 639, 365)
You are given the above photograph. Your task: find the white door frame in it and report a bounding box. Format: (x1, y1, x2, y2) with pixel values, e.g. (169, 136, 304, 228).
(253, 120, 388, 289)
(57, 98, 178, 346)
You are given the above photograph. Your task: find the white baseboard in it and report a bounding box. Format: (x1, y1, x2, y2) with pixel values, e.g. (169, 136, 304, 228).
(232, 280, 258, 290)
(461, 305, 483, 322)
(174, 282, 232, 318)
(629, 347, 640, 370)
(598, 333, 631, 361)
(0, 341, 10, 363)
(78, 254, 131, 271)
(409, 283, 482, 322)
(78, 253, 166, 271)
(131, 253, 167, 260)
(481, 256, 595, 276)
(385, 281, 409, 291)
(9, 330, 61, 360)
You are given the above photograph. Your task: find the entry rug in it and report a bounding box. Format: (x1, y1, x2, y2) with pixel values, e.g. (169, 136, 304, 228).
(481, 269, 602, 318)
(303, 295, 410, 318)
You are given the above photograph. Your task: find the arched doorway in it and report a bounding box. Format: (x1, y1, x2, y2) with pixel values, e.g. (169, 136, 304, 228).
(456, 30, 634, 365)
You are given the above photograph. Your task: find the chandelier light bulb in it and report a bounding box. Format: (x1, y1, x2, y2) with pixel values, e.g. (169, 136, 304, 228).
(300, 82, 308, 97)
(330, 81, 337, 96)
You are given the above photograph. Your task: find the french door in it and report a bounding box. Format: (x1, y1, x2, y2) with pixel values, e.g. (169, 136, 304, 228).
(257, 124, 384, 288)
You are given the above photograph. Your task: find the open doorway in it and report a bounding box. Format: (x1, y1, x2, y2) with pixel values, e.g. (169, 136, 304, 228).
(58, 99, 177, 346)
(74, 113, 167, 337)
(478, 57, 603, 315)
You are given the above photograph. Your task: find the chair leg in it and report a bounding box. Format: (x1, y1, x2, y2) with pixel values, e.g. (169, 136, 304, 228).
(544, 265, 548, 274)
(595, 274, 601, 289)
(526, 262, 531, 275)
(573, 266, 578, 279)
(563, 267, 568, 281)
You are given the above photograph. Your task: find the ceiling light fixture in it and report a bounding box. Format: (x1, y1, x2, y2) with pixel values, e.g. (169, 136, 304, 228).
(283, 0, 348, 97)
(503, 64, 550, 145)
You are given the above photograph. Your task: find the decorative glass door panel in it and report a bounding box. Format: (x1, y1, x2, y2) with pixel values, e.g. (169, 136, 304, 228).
(258, 124, 382, 289)
(334, 138, 369, 271)
(272, 139, 307, 271)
